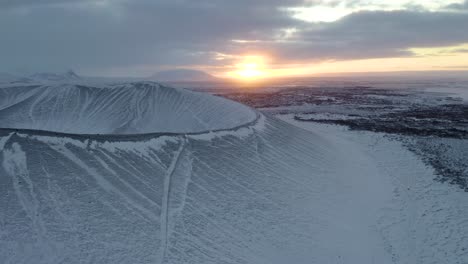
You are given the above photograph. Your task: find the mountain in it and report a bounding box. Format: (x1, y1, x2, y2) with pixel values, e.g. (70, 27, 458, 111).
(0, 72, 19, 84)
(29, 70, 82, 82)
(0, 81, 339, 263)
(0, 72, 33, 84)
(149, 69, 217, 82)
(0, 82, 254, 134)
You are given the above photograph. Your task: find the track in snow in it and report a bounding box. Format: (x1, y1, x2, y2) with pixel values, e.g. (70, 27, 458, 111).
(158, 137, 186, 264)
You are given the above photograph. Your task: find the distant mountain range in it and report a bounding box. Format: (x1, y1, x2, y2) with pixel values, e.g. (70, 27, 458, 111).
(0, 69, 218, 84)
(30, 70, 81, 82)
(149, 69, 217, 82)
(0, 70, 82, 84)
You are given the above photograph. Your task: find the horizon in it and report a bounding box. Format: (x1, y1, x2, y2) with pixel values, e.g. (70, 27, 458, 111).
(4, 69, 468, 82)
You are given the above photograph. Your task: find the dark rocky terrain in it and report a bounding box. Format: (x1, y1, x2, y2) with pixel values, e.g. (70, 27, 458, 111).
(222, 86, 468, 191)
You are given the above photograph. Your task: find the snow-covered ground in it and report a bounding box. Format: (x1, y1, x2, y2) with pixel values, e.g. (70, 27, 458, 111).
(277, 114, 468, 264)
(425, 87, 468, 102)
(1, 81, 467, 263)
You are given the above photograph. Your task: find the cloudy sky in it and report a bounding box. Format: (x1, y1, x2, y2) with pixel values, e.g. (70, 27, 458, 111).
(1, 0, 468, 78)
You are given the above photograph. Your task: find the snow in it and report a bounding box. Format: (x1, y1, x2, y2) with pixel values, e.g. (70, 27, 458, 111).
(1, 81, 467, 263)
(188, 113, 266, 141)
(0, 133, 12, 149)
(29, 70, 82, 83)
(0, 73, 22, 84)
(0, 81, 256, 134)
(0, 71, 83, 85)
(425, 87, 468, 102)
(277, 114, 468, 263)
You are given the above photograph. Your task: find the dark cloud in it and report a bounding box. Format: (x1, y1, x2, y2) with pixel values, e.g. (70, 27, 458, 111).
(0, 0, 304, 74)
(0, 1, 467, 75)
(268, 10, 468, 62)
(0, 0, 93, 8)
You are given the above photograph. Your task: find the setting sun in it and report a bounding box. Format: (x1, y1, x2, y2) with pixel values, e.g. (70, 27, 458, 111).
(237, 63, 263, 79)
(232, 56, 268, 81)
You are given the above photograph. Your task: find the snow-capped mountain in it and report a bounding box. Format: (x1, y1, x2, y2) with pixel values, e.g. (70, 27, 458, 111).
(29, 70, 82, 82)
(0, 72, 18, 83)
(0, 72, 33, 84)
(0, 82, 254, 134)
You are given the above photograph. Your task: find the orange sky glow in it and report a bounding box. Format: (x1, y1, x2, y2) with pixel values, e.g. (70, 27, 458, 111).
(214, 43, 468, 81)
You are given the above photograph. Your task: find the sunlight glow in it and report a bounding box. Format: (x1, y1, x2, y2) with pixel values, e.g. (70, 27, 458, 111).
(232, 56, 268, 81)
(215, 42, 468, 80)
(409, 43, 468, 56)
(237, 63, 262, 78)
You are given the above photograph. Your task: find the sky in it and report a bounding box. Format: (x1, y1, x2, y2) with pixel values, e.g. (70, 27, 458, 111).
(1, 0, 468, 79)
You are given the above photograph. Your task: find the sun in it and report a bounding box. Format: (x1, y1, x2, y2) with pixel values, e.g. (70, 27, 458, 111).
(233, 56, 268, 81)
(237, 63, 263, 79)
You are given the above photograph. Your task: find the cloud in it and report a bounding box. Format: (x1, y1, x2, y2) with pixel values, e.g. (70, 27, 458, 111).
(0, 0, 467, 75)
(446, 0, 468, 10)
(0, 0, 98, 9)
(0, 0, 305, 74)
(272, 10, 468, 61)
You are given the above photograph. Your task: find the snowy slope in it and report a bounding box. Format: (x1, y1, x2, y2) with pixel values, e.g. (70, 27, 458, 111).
(0, 82, 256, 134)
(0, 108, 346, 263)
(1, 82, 466, 263)
(277, 115, 468, 264)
